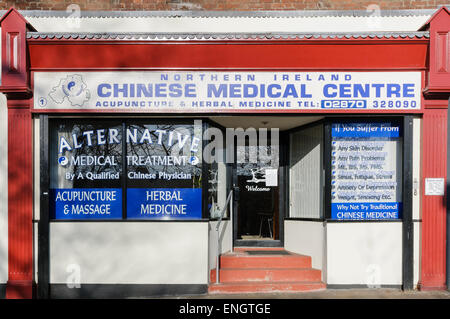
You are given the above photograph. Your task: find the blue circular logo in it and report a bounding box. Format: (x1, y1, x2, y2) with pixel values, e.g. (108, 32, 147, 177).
(189, 156, 199, 165)
(58, 156, 68, 166)
(62, 79, 83, 97)
(67, 81, 76, 91)
(39, 97, 47, 107)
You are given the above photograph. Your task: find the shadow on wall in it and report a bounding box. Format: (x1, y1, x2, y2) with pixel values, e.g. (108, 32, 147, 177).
(446, 182, 449, 210)
(48, 222, 209, 299)
(49, 283, 206, 299)
(208, 220, 229, 272)
(218, 218, 229, 248)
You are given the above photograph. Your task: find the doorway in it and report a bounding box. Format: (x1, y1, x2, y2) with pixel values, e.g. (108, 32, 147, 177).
(208, 115, 324, 248)
(232, 131, 281, 247)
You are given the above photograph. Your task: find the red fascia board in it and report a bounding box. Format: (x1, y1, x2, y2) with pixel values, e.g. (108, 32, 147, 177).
(27, 39, 428, 70)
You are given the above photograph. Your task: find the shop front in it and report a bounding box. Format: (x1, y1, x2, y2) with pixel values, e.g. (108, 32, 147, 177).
(0, 7, 449, 298)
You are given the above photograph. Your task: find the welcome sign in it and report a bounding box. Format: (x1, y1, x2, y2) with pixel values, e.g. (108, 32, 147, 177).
(34, 71, 421, 112)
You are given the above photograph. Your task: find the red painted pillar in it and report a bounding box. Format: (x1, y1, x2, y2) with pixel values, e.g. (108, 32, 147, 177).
(6, 100, 33, 299)
(0, 9, 36, 299)
(420, 108, 447, 290)
(418, 6, 450, 291)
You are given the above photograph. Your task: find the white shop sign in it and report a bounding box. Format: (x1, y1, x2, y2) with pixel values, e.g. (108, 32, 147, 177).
(34, 71, 421, 112)
(425, 178, 445, 196)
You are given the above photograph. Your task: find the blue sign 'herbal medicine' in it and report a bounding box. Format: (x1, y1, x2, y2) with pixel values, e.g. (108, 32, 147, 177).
(127, 188, 202, 219)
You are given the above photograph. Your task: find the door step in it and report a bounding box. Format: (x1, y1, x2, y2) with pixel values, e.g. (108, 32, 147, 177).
(219, 250, 312, 269)
(209, 249, 325, 294)
(210, 268, 322, 282)
(209, 281, 326, 294)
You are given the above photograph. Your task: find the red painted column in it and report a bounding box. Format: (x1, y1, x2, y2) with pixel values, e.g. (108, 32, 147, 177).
(5, 99, 34, 299)
(420, 108, 447, 290)
(418, 7, 450, 290)
(0, 8, 37, 299)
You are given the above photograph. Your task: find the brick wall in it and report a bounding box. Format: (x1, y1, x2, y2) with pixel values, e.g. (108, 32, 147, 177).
(0, 0, 449, 11)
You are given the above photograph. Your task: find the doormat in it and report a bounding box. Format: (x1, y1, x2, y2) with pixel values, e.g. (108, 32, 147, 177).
(245, 250, 290, 255)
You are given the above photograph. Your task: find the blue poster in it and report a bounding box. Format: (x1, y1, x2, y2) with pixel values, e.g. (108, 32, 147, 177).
(51, 188, 122, 219)
(331, 202, 402, 220)
(330, 122, 401, 221)
(127, 188, 202, 219)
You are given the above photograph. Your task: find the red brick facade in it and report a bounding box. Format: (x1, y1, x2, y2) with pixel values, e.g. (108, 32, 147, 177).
(0, 0, 449, 11)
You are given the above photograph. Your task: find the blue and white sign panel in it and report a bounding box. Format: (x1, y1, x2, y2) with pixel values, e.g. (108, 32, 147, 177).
(331, 203, 402, 220)
(331, 122, 402, 220)
(51, 188, 122, 219)
(34, 71, 421, 111)
(331, 123, 401, 138)
(127, 188, 202, 219)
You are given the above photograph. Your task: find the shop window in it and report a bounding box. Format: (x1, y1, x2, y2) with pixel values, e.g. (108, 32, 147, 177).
(49, 119, 203, 220)
(289, 124, 324, 219)
(205, 128, 229, 219)
(330, 122, 402, 220)
(49, 120, 123, 219)
(126, 121, 203, 219)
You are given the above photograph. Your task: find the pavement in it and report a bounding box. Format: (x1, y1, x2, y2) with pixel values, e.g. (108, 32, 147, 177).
(163, 288, 450, 299)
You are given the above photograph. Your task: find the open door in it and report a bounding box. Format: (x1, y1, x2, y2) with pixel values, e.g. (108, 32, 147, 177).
(233, 131, 281, 247)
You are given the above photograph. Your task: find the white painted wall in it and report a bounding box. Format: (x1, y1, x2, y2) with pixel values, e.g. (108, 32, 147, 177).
(284, 220, 325, 277)
(23, 16, 431, 33)
(208, 220, 233, 272)
(0, 93, 7, 285)
(33, 117, 40, 221)
(327, 222, 402, 285)
(50, 222, 209, 284)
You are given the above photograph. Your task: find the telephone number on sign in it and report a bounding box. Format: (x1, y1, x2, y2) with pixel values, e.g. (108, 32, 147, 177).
(321, 99, 418, 109)
(372, 100, 418, 108)
(321, 100, 367, 109)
